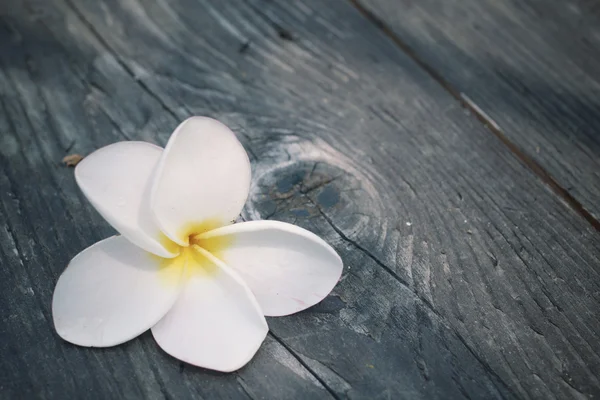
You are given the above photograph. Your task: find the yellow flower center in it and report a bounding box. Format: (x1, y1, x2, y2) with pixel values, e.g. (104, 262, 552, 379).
(156, 219, 234, 285)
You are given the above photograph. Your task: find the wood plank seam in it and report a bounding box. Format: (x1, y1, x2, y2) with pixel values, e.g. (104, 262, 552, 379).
(347, 0, 600, 233)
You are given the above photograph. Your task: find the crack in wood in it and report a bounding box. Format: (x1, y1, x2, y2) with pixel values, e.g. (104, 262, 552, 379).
(268, 332, 342, 400)
(303, 193, 515, 399)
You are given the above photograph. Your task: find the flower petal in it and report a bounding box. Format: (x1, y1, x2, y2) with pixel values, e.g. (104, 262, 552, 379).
(75, 141, 178, 258)
(150, 117, 251, 246)
(197, 221, 343, 317)
(151, 247, 268, 372)
(52, 236, 184, 347)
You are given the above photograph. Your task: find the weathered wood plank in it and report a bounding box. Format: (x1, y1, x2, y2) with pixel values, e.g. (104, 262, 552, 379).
(0, 6, 333, 400)
(357, 0, 600, 221)
(0, 0, 599, 399)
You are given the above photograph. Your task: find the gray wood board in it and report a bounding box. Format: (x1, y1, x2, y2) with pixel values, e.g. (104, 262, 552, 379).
(359, 0, 600, 221)
(0, 0, 599, 399)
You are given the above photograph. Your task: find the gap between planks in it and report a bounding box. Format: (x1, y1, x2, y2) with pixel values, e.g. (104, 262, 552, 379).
(348, 0, 600, 233)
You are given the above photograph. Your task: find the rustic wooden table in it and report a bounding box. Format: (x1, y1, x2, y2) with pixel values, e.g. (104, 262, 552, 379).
(1, 0, 599, 398)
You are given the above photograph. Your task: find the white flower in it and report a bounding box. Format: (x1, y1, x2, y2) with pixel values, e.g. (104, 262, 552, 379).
(52, 117, 343, 372)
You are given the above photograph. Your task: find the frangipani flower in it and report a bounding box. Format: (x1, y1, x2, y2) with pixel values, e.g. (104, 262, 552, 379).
(52, 117, 343, 372)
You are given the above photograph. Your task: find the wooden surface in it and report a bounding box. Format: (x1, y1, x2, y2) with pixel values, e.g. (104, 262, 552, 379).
(358, 0, 600, 222)
(1, 0, 599, 399)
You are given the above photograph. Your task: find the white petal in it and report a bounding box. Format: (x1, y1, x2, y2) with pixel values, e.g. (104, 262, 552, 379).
(75, 141, 178, 258)
(52, 236, 184, 347)
(151, 247, 268, 372)
(197, 221, 343, 317)
(150, 117, 251, 246)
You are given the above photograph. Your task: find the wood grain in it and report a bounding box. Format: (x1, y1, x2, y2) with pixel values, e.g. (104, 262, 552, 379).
(0, 0, 599, 398)
(357, 0, 600, 222)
